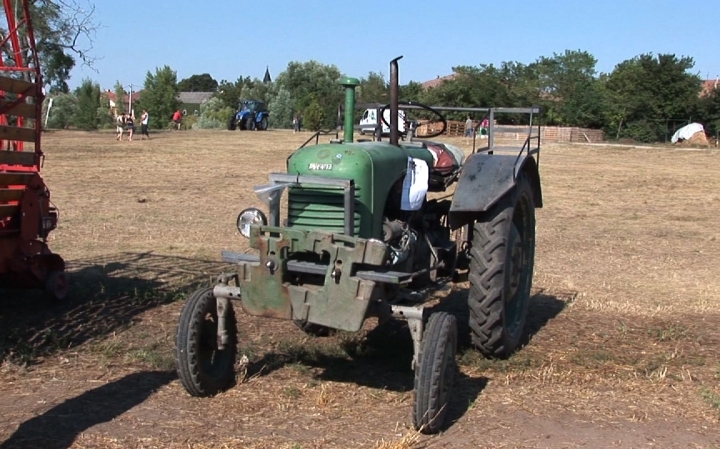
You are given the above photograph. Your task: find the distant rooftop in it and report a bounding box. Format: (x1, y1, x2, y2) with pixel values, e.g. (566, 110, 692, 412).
(178, 92, 214, 104)
(702, 79, 719, 96)
(421, 74, 457, 90)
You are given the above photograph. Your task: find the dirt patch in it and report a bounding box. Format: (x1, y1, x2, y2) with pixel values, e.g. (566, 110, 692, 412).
(1, 131, 719, 448)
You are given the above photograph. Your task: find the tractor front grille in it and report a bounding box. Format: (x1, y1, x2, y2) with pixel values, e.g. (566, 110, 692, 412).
(288, 186, 361, 235)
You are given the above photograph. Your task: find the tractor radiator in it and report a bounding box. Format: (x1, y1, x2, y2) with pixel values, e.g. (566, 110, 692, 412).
(288, 186, 361, 235)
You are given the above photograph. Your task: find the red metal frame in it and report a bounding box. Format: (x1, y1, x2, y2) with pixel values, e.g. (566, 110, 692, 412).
(0, 0, 65, 297)
(0, 0, 43, 152)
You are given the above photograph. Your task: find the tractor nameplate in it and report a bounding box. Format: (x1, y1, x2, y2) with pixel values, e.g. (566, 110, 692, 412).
(308, 163, 333, 170)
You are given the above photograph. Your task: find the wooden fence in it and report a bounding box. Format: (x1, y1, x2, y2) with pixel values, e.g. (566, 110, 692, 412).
(438, 120, 605, 143)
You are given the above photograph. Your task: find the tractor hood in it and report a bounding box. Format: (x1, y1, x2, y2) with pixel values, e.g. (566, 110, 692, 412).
(286, 141, 434, 238)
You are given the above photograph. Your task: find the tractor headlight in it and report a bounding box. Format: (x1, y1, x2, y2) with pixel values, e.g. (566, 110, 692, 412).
(236, 208, 267, 238)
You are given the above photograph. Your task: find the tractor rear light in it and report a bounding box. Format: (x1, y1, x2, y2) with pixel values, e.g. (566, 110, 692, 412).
(42, 211, 58, 231)
(237, 208, 267, 238)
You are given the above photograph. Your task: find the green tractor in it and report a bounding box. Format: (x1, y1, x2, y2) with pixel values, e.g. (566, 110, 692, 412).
(175, 57, 542, 433)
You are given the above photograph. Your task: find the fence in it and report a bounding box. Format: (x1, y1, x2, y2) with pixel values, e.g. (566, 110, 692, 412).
(438, 120, 605, 143)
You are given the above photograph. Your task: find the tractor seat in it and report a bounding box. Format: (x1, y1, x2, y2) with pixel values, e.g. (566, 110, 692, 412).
(425, 142, 464, 175)
(424, 142, 465, 192)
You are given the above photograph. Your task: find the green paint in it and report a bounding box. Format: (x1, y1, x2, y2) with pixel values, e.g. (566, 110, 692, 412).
(340, 77, 360, 143)
(287, 141, 433, 239)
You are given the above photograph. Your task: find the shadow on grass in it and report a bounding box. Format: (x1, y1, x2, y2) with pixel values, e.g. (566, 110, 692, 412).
(432, 286, 571, 349)
(0, 252, 232, 365)
(0, 370, 174, 449)
(240, 286, 569, 431)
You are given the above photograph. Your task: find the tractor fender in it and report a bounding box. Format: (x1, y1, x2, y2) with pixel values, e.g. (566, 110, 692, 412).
(448, 152, 542, 230)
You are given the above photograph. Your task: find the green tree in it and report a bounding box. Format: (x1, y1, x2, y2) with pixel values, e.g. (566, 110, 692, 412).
(357, 71, 388, 105)
(214, 76, 252, 111)
(73, 79, 101, 129)
(242, 79, 274, 105)
(531, 50, 607, 127)
(96, 92, 114, 129)
(18, 1, 100, 91)
(399, 81, 424, 103)
(268, 87, 294, 128)
(303, 99, 325, 131)
(698, 87, 720, 138)
(43, 92, 76, 129)
(42, 45, 75, 93)
(178, 73, 218, 92)
(135, 65, 180, 129)
(420, 64, 518, 121)
(113, 81, 127, 114)
(275, 61, 343, 129)
(195, 97, 231, 129)
(606, 53, 701, 142)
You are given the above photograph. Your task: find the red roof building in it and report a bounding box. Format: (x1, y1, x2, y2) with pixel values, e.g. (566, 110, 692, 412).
(102, 89, 143, 115)
(421, 74, 457, 90)
(701, 79, 719, 97)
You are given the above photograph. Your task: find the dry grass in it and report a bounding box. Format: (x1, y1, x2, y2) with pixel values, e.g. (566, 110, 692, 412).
(1, 130, 720, 448)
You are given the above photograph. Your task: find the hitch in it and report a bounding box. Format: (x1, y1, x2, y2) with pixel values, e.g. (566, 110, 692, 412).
(213, 273, 242, 350)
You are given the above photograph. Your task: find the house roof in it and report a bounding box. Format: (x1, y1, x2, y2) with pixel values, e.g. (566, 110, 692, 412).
(178, 92, 214, 104)
(702, 79, 719, 96)
(103, 90, 143, 103)
(421, 74, 457, 90)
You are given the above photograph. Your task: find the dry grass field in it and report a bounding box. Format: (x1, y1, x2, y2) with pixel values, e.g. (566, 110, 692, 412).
(1, 129, 720, 448)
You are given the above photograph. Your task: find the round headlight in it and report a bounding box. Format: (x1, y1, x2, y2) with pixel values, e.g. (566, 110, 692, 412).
(236, 208, 267, 238)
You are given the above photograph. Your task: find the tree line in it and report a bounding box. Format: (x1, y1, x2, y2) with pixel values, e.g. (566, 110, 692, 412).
(5, 3, 718, 142)
(45, 50, 720, 143)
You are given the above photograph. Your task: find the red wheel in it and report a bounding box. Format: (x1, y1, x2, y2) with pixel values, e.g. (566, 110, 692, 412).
(45, 270, 69, 301)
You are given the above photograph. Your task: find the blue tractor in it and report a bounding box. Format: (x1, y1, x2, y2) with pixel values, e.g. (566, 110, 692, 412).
(227, 100, 270, 131)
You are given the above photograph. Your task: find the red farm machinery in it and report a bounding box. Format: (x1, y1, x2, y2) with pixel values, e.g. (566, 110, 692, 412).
(0, 0, 67, 300)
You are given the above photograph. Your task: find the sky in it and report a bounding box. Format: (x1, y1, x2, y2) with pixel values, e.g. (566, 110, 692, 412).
(67, 0, 720, 91)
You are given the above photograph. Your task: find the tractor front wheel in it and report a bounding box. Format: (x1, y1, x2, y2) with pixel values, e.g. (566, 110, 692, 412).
(468, 173, 535, 358)
(227, 116, 237, 131)
(175, 287, 237, 396)
(413, 311, 457, 434)
(246, 117, 256, 131)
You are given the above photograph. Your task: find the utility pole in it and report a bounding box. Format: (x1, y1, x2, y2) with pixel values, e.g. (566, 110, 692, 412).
(127, 83, 140, 117)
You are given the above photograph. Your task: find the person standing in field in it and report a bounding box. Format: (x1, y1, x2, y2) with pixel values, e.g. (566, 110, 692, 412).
(140, 109, 150, 140)
(116, 112, 126, 141)
(464, 115, 474, 142)
(172, 109, 183, 130)
(480, 117, 490, 139)
(293, 112, 302, 133)
(125, 114, 135, 141)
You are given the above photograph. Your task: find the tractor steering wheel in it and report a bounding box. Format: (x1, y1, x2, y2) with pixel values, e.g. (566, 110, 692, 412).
(379, 101, 447, 139)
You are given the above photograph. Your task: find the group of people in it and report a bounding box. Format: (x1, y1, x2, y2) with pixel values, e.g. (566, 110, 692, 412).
(116, 109, 150, 141)
(464, 116, 490, 142)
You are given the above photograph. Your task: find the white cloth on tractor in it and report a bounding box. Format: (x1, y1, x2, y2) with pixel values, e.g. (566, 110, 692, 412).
(401, 157, 429, 211)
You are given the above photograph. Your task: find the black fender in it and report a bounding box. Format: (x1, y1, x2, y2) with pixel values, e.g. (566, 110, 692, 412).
(448, 152, 542, 230)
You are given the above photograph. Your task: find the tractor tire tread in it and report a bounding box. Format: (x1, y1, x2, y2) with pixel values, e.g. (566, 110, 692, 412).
(413, 312, 457, 434)
(467, 173, 534, 358)
(175, 287, 237, 397)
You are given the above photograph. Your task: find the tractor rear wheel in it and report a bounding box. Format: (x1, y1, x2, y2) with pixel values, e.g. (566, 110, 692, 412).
(246, 117, 255, 131)
(468, 173, 535, 358)
(175, 287, 237, 396)
(259, 117, 268, 130)
(45, 270, 68, 301)
(413, 311, 457, 434)
(227, 116, 237, 131)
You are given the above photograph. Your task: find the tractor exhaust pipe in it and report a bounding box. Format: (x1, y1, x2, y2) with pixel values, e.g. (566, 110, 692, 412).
(390, 56, 403, 146)
(341, 77, 360, 143)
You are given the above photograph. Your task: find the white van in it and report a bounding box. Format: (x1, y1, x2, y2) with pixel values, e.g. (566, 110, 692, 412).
(359, 108, 405, 135)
